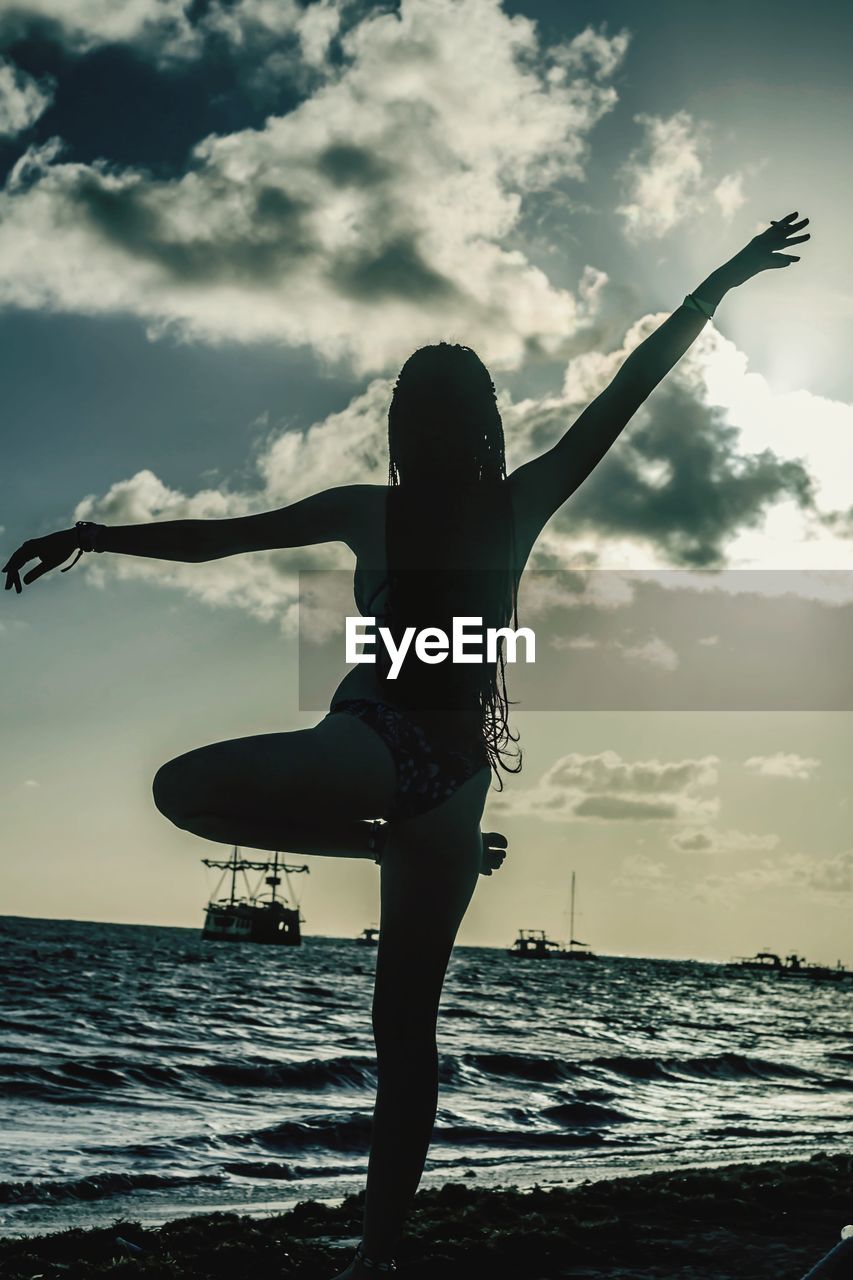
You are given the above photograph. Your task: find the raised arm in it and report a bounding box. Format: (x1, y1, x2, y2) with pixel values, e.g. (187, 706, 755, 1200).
(509, 211, 810, 560)
(3, 484, 374, 594)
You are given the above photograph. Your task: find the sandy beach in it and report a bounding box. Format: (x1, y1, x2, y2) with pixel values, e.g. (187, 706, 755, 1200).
(1, 1153, 850, 1278)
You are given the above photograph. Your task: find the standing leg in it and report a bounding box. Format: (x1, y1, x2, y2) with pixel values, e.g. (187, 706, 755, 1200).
(334, 766, 492, 1276)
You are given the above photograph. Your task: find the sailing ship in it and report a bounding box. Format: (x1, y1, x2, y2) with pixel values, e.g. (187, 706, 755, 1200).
(357, 926, 380, 947)
(201, 847, 309, 945)
(508, 872, 595, 960)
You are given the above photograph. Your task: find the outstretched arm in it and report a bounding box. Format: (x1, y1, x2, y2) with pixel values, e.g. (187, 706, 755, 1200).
(3, 484, 374, 593)
(509, 211, 810, 557)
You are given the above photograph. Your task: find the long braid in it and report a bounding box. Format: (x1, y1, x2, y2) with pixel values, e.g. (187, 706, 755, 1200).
(386, 343, 522, 784)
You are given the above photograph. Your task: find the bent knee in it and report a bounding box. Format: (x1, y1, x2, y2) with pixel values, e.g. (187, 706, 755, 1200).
(152, 757, 194, 825)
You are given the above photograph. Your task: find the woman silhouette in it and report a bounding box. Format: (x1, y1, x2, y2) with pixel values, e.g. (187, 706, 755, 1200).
(3, 211, 809, 1276)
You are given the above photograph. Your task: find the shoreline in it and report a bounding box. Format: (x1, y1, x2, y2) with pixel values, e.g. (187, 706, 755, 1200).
(2, 1153, 850, 1277)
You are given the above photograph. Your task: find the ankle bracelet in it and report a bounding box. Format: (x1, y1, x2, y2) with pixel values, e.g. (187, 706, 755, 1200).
(355, 1241, 397, 1271)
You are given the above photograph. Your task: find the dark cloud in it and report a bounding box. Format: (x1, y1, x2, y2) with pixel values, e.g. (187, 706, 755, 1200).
(564, 381, 815, 565)
(332, 233, 459, 303)
(73, 171, 316, 284)
(0, 13, 315, 184)
(574, 795, 679, 820)
(316, 142, 393, 189)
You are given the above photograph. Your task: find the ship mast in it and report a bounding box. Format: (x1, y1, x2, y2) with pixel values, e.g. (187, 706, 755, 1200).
(570, 870, 576, 948)
(229, 845, 239, 906)
(266, 850, 281, 906)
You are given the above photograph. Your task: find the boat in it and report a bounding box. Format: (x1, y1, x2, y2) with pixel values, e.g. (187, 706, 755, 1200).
(508, 928, 568, 958)
(731, 950, 785, 971)
(564, 871, 595, 960)
(779, 953, 853, 982)
(507, 872, 596, 960)
(201, 847, 309, 945)
(730, 949, 852, 981)
(357, 926, 380, 946)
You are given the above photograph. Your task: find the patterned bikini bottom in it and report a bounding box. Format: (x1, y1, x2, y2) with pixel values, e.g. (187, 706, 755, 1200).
(328, 697, 490, 822)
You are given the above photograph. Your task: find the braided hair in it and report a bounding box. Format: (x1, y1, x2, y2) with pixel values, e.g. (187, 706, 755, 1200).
(384, 342, 522, 784)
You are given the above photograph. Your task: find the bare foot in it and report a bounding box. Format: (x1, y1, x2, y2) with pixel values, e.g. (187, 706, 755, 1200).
(481, 829, 508, 875)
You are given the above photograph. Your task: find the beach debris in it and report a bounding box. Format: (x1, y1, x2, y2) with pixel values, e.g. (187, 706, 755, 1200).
(113, 1235, 145, 1257)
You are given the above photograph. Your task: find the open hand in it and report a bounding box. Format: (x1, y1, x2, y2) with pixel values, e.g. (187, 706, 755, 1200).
(722, 210, 810, 288)
(2, 529, 79, 594)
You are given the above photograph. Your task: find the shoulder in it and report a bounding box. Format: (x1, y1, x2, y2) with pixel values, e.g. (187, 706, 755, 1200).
(333, 484, 386, 554)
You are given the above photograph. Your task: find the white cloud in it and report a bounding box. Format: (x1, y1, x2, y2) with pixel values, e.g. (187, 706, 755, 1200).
(809, 851, 853, 894)
(0, 56, 53, 137)
(0, 3, 628, 374)
(0, 0, 342, 66)
(692, 851, 853, 905)
(621, 634, 678, 670)
(744, 752, 820, 780)
(551, 629, 679, 669)
(491, 748, 719, 824)
(72, 377, 394, 629)
(697, 327, 853, 551)
(612, 853, 672, 892)
(67, 298, 853, 627)
(713, 171, 745, 220)
(670, 826, 780, 854)
(616, 110, 744, 241)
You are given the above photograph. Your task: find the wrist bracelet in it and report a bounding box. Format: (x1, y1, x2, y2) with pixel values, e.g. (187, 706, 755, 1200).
(683, 292, 716, 321)
(61, 521, 107, 573)
(76, 521, 105, 552)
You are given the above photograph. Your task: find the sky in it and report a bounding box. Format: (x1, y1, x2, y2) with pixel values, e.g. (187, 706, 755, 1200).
(1, 0, 852, 963)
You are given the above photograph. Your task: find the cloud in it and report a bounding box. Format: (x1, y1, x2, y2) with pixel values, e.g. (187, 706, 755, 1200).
(809, 851, 853, 894)
(614, 849, 853, 909)
(691, 851, 853, 905)
(0, 56, 53, 137)
(670, 826, 780, 854)
(616, 110, 744, 241)
(509, 308, 816, 568)
(611, 853, 672, 892)
(744, 752, 820, 780)
(713, 172, 745, 220)
(67, 306, 834, 629)
(73, 376, 395, 627)
(0, 0, 343, 69)
(0, 3, 629, 374)
(491, 748, 719, 823)
(552, 630, 679, 669)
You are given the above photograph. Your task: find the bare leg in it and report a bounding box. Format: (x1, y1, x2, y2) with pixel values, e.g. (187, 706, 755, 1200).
(334, 766, 492, 1276)
(151, 715, 495, 1271)
(152, 713, 396, 853)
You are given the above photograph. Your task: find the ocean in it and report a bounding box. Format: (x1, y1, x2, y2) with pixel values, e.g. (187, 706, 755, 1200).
(1, 915, 851, 1238)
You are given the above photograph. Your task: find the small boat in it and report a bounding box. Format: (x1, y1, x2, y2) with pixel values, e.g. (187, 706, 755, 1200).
(563, 871, 595, 960)
(779, 953, 853, 982)
(201, 847, 309, 946)
(731, 950, 785, 971)
(730, 950, 852, 982)
(357, 926, 380, 947)
(508, 928, 568, 958)
(507, 872, 596, 960)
